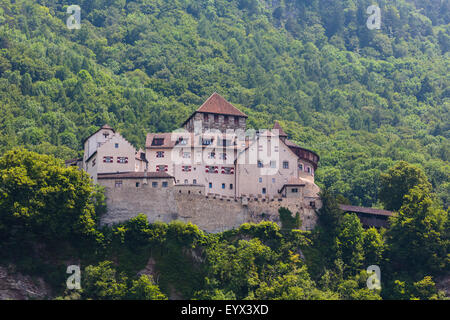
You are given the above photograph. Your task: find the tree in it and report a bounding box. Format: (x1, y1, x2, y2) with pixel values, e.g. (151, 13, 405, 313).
(385, 185, 448, 279)
(379, 161, 431, 211)
(279, 207, 301, 230)
(127, 275, 167, 300)
(81, 261, 128, 300)
(0, 148, 100, 242)
(336, 214, 365, 274)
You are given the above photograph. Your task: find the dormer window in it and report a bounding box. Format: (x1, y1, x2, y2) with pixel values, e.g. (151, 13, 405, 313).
(152, 138, 164, 146)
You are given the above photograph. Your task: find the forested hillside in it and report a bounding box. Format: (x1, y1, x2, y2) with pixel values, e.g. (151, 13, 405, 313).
(0, 0, 448, 208)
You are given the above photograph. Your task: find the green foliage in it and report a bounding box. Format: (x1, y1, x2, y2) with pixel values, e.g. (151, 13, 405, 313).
(279, 207, 301, 230)
(384, 185, 448, 279)
(0, 148, 101, 242)
(0, 0, 447, 210)
(379, 161, 431, 211)
(337, 214, 365, 274)
(67, 261, 166, 300)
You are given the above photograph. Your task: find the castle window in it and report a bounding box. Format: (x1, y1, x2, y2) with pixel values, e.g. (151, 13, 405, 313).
(162, 181, 168, 188)
(291, 188, 298, 193)
(224, 116, 228, 124)
(115, 181, 122, 188)
(234, 116, 239, 124)
(202, 138, 213, 145)
(214, 114, 219, 122)
(157, 165, 168, 172)
(209, 182, 212, 189)
(204, 114, 208, 122)
(182, 165, 191, 172)
(115, 143, 119, 148)
(156, 151, 164, 158)
(307, 166, 311, 174)
(136, 182, 140, 188)
(259, 177, 262, 183)
(298, 163, 303, 171)
(97, 142, 102, 148)
(152, 182, 158, 188)
(208, 152, 216, 159)
(310, 201, 316, 208)
(283, 161, 289, 169)
(184, 179, 188, 184)
(230, 184, 233, 190)
(272, 178, 276, 183)
(193, 179, 197, 185)
(183, 152, 191, 159)
(262, 188, 266, 194)
(103, 133, 109, 138)
(103, 156, 114, 163)
(221, 167, 234, 175)
(270, 161, 276, 168)
(206, 166, 218, 173)
(117, 157, 128, 164)
(222, 183, 225, 189)
(257, 161, 263, 168)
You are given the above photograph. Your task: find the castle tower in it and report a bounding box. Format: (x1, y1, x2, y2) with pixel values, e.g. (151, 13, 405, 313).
(182, 92, 248, 133)
(272, 121, 288, 142)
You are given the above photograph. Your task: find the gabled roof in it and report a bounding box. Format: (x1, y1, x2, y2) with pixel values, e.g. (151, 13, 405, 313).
(273, 121, 288, 137)
(83, 124, 115, 144)
(182, 93, 247, 126)
(196, 92, 247, 117)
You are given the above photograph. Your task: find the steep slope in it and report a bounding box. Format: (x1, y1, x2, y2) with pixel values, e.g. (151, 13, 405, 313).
(0, 0, 448, 207)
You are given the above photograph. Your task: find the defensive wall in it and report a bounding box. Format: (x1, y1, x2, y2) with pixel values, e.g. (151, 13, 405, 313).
(99, 182, 320, 233)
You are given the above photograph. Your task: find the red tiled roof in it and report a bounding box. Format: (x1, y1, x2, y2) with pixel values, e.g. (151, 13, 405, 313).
(196, 92, 247, 117)
(284, 177, 307, 186)
(98, 171, 174, 180)
(273, 121, 288, 137)
(338, 204, 394, 217)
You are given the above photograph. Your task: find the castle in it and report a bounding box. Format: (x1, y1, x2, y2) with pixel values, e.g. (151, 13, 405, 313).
(67, 93, 321, 232)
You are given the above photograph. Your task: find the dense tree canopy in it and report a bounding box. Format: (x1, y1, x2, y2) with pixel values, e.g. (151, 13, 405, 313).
(0, 0, 447, 209)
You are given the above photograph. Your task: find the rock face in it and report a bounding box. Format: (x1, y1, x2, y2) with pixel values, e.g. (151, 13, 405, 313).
(0, 266, 51, 300)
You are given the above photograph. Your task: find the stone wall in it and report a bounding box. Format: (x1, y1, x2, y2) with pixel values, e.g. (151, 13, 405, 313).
(100, 183, 320, 233)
